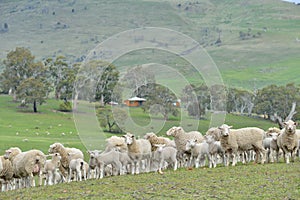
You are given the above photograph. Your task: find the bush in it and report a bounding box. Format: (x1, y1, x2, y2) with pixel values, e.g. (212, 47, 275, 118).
(58, 101, 72, 112)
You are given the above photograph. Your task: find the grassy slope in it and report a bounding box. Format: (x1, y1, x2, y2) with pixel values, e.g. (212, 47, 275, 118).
(0, 162, 299, 199)
(0, 0, 299, 89)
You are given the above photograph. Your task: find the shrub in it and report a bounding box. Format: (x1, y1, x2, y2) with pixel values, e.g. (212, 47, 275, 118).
(58, 101, 72, 112)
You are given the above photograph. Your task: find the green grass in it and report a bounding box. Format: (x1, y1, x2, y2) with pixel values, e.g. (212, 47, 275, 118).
(0, 162, 299, 199)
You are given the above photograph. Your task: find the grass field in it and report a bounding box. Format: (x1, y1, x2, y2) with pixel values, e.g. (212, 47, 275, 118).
(0, 161, 299, 199)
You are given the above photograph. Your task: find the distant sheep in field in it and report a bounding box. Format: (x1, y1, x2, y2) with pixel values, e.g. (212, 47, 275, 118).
(123, 133, 152, 174)
(48, 143, 84, 177)
(218, 124, 266, 166)
(277, 120, 299, 164)
(166, 126, 204, 167)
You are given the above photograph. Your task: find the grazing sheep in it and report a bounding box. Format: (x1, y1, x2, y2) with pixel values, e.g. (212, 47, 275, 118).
(277, 120, 299, 164)
(5, 148, 46, 188)
(43, 153, 64, 186)
(144, 132, 175, 152)
(68, 158, 88, 182)
(185, 139, 210, 168)
(205, 135, 225, 168)
(166, 126, 204, 167)
(218, 124, 266, 166)
(152, 144, 177, 174)
(123, 133, 152, 174)
(48, 143, 84, 177)
(0, 156, 14, 191)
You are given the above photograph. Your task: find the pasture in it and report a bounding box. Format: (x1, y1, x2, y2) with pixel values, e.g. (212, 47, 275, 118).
(1, 95, 299, 199)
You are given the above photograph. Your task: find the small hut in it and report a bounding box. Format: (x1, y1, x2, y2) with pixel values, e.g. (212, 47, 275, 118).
(124, 97, 146, 107)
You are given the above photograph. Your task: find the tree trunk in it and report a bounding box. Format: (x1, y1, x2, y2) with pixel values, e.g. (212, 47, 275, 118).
(33, 100, 37, 113)
(274, 102, 297, 129)
(73, 92, 79, 111)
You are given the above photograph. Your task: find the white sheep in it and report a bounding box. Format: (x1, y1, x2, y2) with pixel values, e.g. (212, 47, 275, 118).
(152, 144, 177, 174)
(264, 127, 281, 163)
(277, 120, 299, 164)
(185, 139, 210, 168)
(43, 153, 64, 186)
(87, 150, 101, 179)
(166, 126, 204, 167)
(4, 147, 46, 188)
(105, 136, 128, 153)
(48, 143, 84, 177)
(205, 135, 225, 168)
(218, 124, 266, 167)
(0, 155, 14, 191)
(68, 158, 88, 182)
(123, 133, 152, 174)
(144, 132, 175, 152)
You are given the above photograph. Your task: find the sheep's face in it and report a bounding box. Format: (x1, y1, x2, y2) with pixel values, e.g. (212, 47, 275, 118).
(123, 134, 134, 145)
(155, 144, 165, 152)
(48, 143, 61, 153)
(166, 127, 182, 137)
(205, 135, 214, 144)
(218, 124, 232, 137)
(53, 153, 62, 161)
(270, 132, 279, 141)
(185, 139, 196, 151)
(4, 147, 21, 160)
(283, 120, 297, 134)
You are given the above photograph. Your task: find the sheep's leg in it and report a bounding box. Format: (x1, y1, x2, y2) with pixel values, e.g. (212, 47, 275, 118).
(232, 153, 237, 166)
(173, 159, 178, 171)
(68, 169, 72, 183)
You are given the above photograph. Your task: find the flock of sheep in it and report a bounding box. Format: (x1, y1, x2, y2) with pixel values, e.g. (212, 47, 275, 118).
(0, 120, 299, 192)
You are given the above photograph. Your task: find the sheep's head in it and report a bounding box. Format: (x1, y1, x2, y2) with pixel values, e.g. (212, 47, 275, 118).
(185, 139, 197, 151)
(154, 144, 166, 152)
(218, 124, 232, 137)
(4, 147, 22, 160)
(205, 135, 214, 143)
(270, 132, 279, 141)
(283, 120, 297, 134)
(48, 143, 63, 153)
(123, 133, 135, 145)
(144, 132, 156, 140)
(166, 126, 183, 137)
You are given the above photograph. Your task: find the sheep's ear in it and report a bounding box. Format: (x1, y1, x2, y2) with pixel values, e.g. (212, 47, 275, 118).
(229, 126, 233, 129)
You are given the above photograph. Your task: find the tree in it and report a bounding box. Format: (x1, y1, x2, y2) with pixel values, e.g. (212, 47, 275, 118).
(227, 88, 255, 115)
(142, 84, 179, 120)
(2, 48, 50, 112)
(97, 106, 127, 133)
(2, 47, 35, 101)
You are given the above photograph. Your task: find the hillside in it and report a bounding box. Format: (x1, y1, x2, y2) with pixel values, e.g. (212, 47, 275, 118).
(0, 0, 299, 89)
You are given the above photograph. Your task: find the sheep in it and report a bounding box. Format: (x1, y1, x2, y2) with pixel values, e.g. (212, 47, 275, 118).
(87, 150, 101, 179)
(204, 135, 225, 168)
(144, 132, 175, 152)
(105, 136, 128, 153)
(123, 133, 152, 174)
(277, 120, 299, 164)
(264, 127, 281, 163)
(43, 153, 64, 186)
(205, 127, 222, 141)
(166, 126, 204, 167)
(218, 124, 266, 167)
(68, 158, 88, 182)
(0, 156, 14, 191)
(152, 144, 177, 174)
(185, 139, 210, 168)
(4, 147, 46, 188)
(89, 149, 123, 179)
(48, 143, 84, 177)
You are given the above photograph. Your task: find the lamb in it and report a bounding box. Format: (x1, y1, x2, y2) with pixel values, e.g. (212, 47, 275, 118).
(68, 158, 88, 182)
(88, 149, 123, 179)
(185, 139, 210, 168)
(218, 124, 266, 166)
(277, 120, 299, 164)
(264, 127, 281, 163)
(204, 135, 225, 168)
(144, 132, 175, 152)
(0, 156, 14, 191)
(48, 143, 84, 177)
(4, 147, 46, 188)
(43, 153, 64, 186)
(87, 150, 101, 179)
(152, 144, 177, 174)
(123, 133, 152, 174)
(166, 126, 204, 167)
